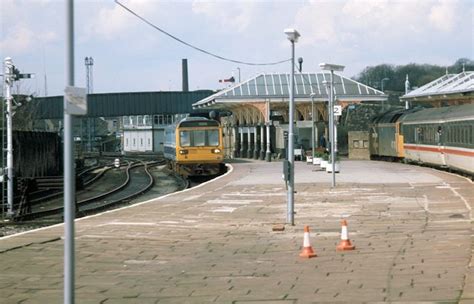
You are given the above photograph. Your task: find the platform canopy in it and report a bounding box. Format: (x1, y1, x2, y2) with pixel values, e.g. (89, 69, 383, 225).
(193, 72, 386, 110)
(401, 71, 474, 106)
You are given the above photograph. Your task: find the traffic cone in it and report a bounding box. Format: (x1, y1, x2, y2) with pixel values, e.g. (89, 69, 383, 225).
(336, 219, 355, 251)
(299, 226, 317, 258)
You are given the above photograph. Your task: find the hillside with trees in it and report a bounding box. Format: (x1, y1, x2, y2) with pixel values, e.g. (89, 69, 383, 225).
(352, 58, 473, 94)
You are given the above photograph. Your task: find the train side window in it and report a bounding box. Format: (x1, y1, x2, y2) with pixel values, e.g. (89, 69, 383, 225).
(180, 131, 191, 147)
(154, 115, 159, 125)
(158, 115, 164, 125)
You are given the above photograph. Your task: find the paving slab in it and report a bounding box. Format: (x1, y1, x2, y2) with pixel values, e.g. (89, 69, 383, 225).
(0, 159, 472, 303)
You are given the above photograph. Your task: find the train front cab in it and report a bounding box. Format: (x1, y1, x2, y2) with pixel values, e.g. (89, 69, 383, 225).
(174, 120, 224, 176)
(369, 110, 406, 160)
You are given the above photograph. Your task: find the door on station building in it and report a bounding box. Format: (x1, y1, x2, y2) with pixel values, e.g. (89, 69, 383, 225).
(154, 129, 164, 153)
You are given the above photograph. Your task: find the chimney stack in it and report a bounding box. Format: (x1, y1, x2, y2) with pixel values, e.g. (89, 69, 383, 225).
(182, 59, 189, 92)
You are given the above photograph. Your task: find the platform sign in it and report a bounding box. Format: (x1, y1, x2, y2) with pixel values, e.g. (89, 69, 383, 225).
(334, 105, 342, 116)
(64, 86, 87, 116)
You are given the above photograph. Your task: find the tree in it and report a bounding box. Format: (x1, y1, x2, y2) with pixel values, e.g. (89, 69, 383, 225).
(353, 58, 472, 94)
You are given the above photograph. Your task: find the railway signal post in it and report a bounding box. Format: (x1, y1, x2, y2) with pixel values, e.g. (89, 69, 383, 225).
(3, 57, 14, 217)
(3, 58, 34, 217)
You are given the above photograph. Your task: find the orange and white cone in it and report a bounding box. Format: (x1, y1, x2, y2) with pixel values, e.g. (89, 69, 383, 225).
(336, 219, 355, 251)
(299, 226, 317, 258)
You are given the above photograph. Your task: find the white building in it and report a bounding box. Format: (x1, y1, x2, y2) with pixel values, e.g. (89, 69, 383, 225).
(122, 113, 187, 153)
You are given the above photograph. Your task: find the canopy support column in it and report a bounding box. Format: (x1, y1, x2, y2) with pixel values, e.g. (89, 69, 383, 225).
(247, 127, 252, 158)
(265, 123, 271, 162)
(239, 127, 245, 158)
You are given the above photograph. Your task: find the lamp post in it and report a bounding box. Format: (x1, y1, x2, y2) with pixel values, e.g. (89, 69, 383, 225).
(310, 93, 316, 164)
(284, 28, 300, 225)
(319, 63, 344, 188)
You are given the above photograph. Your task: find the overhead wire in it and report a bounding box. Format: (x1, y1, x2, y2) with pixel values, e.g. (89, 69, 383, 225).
(114, 0, 290, 66)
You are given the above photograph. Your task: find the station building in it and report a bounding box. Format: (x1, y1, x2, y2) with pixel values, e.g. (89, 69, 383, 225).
(192, 72, 387, 160)
(27, 71, 388, 158)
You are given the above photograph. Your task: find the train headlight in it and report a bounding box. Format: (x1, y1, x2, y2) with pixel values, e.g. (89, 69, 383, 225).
(179, 149, 188, 155)
(211, 148, 221, 154)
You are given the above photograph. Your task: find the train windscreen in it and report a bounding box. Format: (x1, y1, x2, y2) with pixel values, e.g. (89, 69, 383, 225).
(180, 130, 220, 147)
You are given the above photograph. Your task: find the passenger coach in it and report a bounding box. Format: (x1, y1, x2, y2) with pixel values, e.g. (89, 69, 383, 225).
(163, 117, 225, 176)
(370, 104, 474, 176)
(400, 104, 473, 175)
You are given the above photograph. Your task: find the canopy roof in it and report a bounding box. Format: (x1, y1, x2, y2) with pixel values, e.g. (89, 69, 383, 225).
(402, 71, 474, 100)
(193, 72, 386, 109)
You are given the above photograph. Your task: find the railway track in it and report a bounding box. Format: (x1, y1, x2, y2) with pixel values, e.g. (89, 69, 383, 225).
(15, 160, 166, 221)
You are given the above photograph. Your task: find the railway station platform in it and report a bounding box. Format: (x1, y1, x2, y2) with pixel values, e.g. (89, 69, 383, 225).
(1, 160, 473, 303)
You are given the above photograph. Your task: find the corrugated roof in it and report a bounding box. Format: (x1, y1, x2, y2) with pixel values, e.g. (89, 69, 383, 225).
(193, 72, 386, 109)
(402, 71, 474, 100)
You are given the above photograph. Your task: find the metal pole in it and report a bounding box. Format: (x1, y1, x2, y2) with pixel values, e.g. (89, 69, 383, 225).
(329, 70, 336, 187)
(381, 80, 384, 111)
(265, 100, 271, 162)
(3, 58, 14, 217)
(311, 95, 315, 163)
(287, 40, 295, 225)
(64, 0, 75, 303)
(405, 75, 410, 110)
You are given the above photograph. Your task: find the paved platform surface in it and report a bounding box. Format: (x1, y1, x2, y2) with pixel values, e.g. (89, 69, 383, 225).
(1, 160, 473, 303)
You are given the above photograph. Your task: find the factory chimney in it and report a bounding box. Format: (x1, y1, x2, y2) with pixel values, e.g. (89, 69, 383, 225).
(182, 59, 189, 92)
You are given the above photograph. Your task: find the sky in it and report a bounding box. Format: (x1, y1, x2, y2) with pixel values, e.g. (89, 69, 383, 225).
(1, 0, 473, 97)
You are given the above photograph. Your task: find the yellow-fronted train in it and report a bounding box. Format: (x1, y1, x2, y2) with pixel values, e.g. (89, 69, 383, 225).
(164, 117, 225, 177)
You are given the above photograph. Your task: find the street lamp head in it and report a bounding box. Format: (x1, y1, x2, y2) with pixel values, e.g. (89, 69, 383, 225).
(4, 57, 12, 67)
(319, 63, 345, 72)
(382, 77, 390, 81)
(284, 28, 300, 43)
